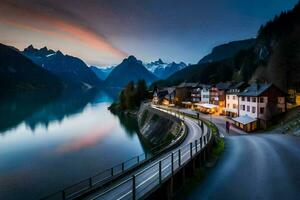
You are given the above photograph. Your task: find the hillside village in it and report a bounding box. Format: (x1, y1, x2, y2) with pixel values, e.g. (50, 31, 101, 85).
(152, 81, 300, 132)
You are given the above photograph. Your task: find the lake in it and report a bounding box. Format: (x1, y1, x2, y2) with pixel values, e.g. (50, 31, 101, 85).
(0, 89, 150, 200)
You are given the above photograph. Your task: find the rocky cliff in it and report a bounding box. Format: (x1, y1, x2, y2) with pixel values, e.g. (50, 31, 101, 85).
(137, 103, 185, 149)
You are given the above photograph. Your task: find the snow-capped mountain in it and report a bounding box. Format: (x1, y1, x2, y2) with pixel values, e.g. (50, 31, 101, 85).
(22, 45, 101, 89)
(145, 59, 187, 79)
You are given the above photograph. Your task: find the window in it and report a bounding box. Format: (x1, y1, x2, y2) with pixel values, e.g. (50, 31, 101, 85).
(227, 95, 230, 99)
(252, 97, 256, 102)
(227, 103, 230, 108)
(233, 104, 237, 109)
(247, 97, 250, 102)
(260, 107, 265, 114)
(260, 97, 264, 103)
(242, 97, 245, 101)
(241, 105, 245, 111)
(233, 96, 236, 100)
(247, 106, 250, 112)
(252, 107, 256, 113)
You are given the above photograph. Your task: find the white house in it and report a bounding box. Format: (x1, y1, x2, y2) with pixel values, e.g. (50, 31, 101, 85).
(225, 82, 248, 117)
(233, 83, 286, 132)
(200, 85, 211, 103)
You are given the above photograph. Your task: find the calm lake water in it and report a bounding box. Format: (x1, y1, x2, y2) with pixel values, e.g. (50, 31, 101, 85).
(0, 89, 149, 200)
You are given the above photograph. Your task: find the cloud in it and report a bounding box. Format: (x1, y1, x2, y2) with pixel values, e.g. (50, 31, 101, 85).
(0, 0, 127, 61)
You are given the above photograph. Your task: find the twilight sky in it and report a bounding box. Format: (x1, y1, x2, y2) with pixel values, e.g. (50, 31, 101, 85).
(0, 0, 298, 66)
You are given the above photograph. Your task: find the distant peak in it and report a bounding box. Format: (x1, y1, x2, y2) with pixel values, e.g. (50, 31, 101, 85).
(56, 50, 64, 56)
(157, 58, 164, 64)
(127, 55, 137, 61)
(24, 44, 36, 52)
(28, 44, 34, 49)
(40, 46, 48, 51)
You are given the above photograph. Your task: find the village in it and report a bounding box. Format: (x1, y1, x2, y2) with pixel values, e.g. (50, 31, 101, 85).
(152, 81, 300, 133)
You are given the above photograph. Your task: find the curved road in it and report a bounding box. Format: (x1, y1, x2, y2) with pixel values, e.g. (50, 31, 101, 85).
(85, 107, 208, 200)
(181, 111, 300, 200)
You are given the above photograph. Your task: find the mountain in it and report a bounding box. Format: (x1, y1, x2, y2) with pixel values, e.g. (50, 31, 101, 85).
(90, 66, 114, 80)
(153, 59, 236, 87)
(145, 59, 187, 79)
(250, 1, 300, 91)
(105, 55, 158, 87)
(198, 39, 255, 64)
(22, 45, 101, 89)
(0, 43, 61, 93)
(154, 1, 300, 91)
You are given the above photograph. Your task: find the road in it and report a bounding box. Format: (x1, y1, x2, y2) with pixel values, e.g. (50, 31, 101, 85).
(185, 134, 300, 200)
(85, 107, 209, 200)
(170, 108, 300, 200)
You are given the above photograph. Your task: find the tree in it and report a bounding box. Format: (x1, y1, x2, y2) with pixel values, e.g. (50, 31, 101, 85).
(136, 79, 148, 103)
(119, 90, 126, 109)
(124, 81, 136, 109)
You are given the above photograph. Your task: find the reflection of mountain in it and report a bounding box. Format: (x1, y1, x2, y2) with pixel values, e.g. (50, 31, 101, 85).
(0, 91, 58, 133)
(25, 90, 98, 131)
(0, 89, 100, 133)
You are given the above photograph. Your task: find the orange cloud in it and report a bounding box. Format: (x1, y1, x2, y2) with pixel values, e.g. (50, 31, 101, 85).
(0, 2, 127, 60)
(53, 19, 127, 58)
(56, 123, 115, 154)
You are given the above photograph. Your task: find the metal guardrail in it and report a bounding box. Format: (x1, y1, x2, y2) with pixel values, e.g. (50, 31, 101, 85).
(42, 111, 186, 200)
(91, 129, 212, 200)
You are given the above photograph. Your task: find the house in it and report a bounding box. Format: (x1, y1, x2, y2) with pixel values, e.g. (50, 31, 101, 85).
(209, 85, 219, 105)
(233, 83, 286, 132)
(216, 82, 233, 109)
(200, 85, 211, 104)
(191, 87, 201, 103)
(225, 82, 248, 117)
(152, 87, 176, 106)
(175, 82, 198, 106)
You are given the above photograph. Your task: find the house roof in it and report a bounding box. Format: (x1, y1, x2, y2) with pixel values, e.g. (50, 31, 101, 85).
(232, 115, 257, 125)
(216, 82, 233, 90)
(227, 82, 248, 94)
(156, 87, 175, 98)
(166, 87, 176, 94)
(238, 83, 272, 97)
(177, 82, 199, 88)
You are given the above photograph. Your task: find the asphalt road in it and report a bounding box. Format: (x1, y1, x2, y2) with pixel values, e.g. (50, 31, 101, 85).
(167, 107, 300, 200)
(85, 107, 208, 200)
(186, 134, 300, 200)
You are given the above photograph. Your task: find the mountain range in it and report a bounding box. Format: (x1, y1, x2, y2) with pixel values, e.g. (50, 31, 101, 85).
(0, 43, 61, 93)
(1, 1, 299, 94)
(105, 56, 158, 87)
(23, 45, 101, 89)
(90, 66, 114, 80)
(198, 39, 255, 64)
(145, 59, 187, 79)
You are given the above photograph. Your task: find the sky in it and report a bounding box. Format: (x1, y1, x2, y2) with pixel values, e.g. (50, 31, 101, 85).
(0, 0, 298, 66)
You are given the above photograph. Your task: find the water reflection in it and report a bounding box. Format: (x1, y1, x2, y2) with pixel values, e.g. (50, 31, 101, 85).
(0, 89, 101, 134)
(0, 88, 150, 200)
